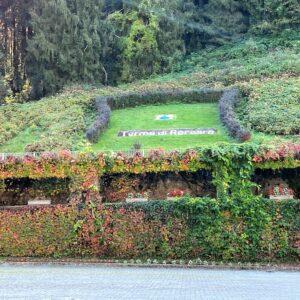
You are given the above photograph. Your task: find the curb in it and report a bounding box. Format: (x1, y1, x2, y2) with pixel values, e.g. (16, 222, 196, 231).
(1, 259, 299, 272)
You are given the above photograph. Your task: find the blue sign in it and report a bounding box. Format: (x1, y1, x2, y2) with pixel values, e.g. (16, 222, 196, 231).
(155, 114, 175, 121)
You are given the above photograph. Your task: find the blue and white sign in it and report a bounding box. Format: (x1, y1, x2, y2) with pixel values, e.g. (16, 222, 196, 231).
(155, 114, 175, 121)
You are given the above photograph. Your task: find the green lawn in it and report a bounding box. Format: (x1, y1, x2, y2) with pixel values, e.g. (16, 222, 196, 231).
(91, 103, 231, 151)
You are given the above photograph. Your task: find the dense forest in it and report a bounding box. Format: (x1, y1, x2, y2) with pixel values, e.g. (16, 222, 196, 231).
(0, 0, 299, 100)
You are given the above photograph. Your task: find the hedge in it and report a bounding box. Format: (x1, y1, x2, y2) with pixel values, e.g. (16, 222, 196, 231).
(86, 97, 111, 143)
(0, 198, 299, 262)
(0, 144, 299, 194)
(219, 89, 251, 141)
(106, 88, 223, 109)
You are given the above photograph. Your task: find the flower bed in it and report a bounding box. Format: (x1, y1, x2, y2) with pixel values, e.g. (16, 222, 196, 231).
(126, 192, 149, 203)
(267, 182, 294, 200)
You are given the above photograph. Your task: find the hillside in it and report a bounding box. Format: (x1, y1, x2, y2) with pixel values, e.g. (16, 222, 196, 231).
(0, 32, 299, 153)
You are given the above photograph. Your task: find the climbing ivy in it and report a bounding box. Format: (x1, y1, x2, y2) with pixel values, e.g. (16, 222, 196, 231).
(201, 144, 259, 201)
(0, 144, 298, 203)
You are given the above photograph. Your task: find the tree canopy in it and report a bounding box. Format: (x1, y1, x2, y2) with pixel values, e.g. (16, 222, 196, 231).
(0, 0, 299, 100)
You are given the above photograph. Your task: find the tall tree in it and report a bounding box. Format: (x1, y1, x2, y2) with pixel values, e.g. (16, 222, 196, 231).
(1, 0, 299, 99)
(0, 0, 32, 94)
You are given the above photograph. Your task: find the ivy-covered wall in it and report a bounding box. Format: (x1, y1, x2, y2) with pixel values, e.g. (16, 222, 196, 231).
(0, 198, 298, 262)
(0, 144, 299, 261)
(0, 143, 299, 206)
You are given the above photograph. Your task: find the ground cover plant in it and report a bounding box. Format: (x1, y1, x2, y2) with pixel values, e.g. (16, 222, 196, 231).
(92, 103, 230, 152)
(239, 77, 300, 135)
(0, 88, 99, 153)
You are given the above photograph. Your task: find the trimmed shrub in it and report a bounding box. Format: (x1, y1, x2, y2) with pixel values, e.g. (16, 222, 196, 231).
(219, 89, 251, 141)
(0, 198, 298, 261)
(106, 88, 223, 109)
(86, 97, 111, 143)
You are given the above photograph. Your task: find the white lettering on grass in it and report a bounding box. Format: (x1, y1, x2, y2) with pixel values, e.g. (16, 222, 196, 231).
(118, 128, 217, 137)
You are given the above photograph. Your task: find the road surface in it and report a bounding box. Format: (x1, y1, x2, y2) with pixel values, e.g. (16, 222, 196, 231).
(0, 264, 299, 299)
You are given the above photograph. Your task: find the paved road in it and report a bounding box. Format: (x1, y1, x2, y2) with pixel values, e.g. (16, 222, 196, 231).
(0, 264, 299, 300)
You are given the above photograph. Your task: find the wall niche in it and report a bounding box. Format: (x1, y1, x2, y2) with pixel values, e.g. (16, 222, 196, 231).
(0, 177, 71, 207)
(253, 168, 300, 199)
(100, 170, 215, 203)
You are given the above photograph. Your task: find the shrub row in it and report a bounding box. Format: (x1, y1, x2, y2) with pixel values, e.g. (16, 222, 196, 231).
(219, 89, 251, 141)
(86, 97, 111, 143)
(106, 88, 223, 110)
(0, 198, 299, 261)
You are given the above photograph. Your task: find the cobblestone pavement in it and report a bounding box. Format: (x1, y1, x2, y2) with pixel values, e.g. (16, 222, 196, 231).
(0, 264, 299, 299)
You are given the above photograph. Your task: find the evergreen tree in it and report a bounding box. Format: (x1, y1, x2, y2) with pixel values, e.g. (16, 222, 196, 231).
(240, 0, 300, 33)
(203, 0, 249, 42)
(26, 0, 105, 98)
(1, 0, 299, 99)
(0, 50, 8, 101)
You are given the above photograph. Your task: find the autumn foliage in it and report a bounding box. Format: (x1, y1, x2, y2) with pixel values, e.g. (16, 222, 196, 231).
(0, 198, 299, 262)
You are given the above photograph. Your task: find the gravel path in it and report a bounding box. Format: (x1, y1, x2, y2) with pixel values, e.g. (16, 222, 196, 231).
(0, 264, 299, 299)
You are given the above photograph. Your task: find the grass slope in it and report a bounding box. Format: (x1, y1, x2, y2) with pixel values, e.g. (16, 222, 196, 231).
(0, 32, 299, 153)
(92, 103, 230, 151)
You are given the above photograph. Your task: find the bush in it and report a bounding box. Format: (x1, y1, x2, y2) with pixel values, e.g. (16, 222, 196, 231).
(219, 89, 251, 141)
(86, 97, 111, 143)
(0, 198, 298, 262)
